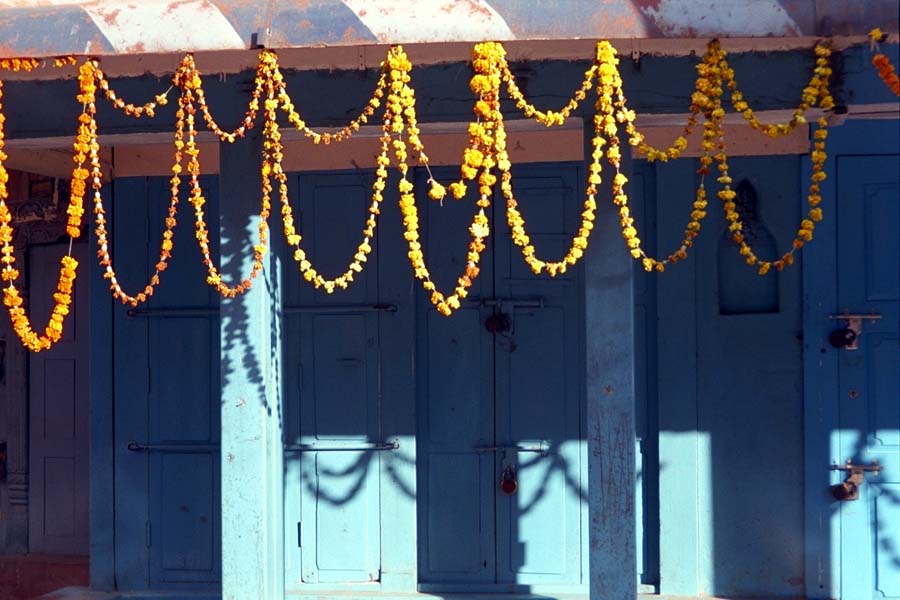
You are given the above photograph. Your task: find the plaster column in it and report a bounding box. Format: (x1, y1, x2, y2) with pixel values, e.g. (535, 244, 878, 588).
(219, 132, 284, 600)
(584, 119, 637, 599)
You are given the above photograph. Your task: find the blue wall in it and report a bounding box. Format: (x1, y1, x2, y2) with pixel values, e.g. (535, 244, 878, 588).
(635, 156, 807, 597)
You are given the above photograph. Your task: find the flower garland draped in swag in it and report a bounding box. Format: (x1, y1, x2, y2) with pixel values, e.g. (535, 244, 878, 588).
(0, 35, 850, 350)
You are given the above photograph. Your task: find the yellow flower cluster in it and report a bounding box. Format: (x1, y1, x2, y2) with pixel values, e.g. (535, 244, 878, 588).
(869, 29, 900, 96)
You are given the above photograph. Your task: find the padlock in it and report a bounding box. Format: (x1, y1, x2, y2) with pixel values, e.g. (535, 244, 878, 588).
(500, 464, 518, 495)
(829, 327, 857, 349)
(830, 480, 859, 501)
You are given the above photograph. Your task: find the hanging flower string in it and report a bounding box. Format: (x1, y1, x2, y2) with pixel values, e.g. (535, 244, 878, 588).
(491, 41, 599, 275)
(0, 37, 844, 347)
(868, 28, 900, 96)
(391, 44, 494, 315)
(611, 40, 725, 270)
(719, 43, 833, 274)
(0, 58, 91, 351)
(266, 57, 387, 292)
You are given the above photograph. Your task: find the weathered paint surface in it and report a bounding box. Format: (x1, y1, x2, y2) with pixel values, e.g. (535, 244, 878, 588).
(219, 132, 284, 600)
(585, 122, 637, 600)
(0, 0, 897, 58)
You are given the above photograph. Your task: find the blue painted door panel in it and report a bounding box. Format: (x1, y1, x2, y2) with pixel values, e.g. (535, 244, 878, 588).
(28, 242, 90, 556)
(418, 164, 586, 591)
(113, 176, 221, 590)
(282, 172, 382, 586)
(417, 167, 495, 583)
(836, 155, 899, 600)
(493, 173, 584, 587)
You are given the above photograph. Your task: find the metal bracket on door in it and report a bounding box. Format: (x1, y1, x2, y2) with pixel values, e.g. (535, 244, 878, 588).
(468, 297, 545, 310)
(474, 440, 549, 456)
(827, 312, 882, 350)
(283, 439, 399, 453)
(283, 303, 398, 315)
(127, 442, 220, 452)
(829, 460, 881, 501)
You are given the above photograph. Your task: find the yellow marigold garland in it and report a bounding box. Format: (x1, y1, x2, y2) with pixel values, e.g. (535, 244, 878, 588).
(717, 44, 833, 274)
(501, 55, 597, 126)
(726, 42, 833, 137)
(268, 51, 388, 145)
(485, 41, 597, 276)
(93, 61, 170, 117)
(180, 53, 267, 143)
(392, 44, 494, 315)
(0, 56, 76, 72)
(611, 40, 725, 270)
(869, 28, 900, 96)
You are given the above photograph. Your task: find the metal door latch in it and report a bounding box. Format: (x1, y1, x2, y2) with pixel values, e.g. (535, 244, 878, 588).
(827, 312, 881, 350)
(830, 460, 881, 501)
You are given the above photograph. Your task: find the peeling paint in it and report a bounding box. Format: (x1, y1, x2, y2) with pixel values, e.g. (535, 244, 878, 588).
(0, 0, 896, 58)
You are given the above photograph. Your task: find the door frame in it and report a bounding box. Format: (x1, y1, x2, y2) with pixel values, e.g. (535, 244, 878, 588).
(802, 119, 900, 600)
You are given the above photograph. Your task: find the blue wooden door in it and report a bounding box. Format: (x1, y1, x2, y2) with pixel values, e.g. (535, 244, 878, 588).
(283, 171, 384, 586)
(28, 241, 90, 555)
(114, 176, 221, 591)
(836, 154, 899, 600)
(419, 164, 586, 591)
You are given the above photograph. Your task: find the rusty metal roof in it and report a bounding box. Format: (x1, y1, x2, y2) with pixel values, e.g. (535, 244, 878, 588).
(0, 0, 896, 59)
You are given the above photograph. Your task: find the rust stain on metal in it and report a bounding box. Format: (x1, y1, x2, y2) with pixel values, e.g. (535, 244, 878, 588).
(101, 8, 121, 25)
(444, 0, 494, 19)
(633, 0, 663, 11)
(342, 25, 366, 44)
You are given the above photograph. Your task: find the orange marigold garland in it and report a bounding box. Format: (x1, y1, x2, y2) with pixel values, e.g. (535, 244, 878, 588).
(92, 97, 185, 306)
(869, 28, 900, 96)
(0, 72, 87, 351)
(176, 59, 270, 298)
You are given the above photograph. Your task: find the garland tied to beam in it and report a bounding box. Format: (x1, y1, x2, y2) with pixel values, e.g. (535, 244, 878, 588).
(0, 35, 847, 348)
